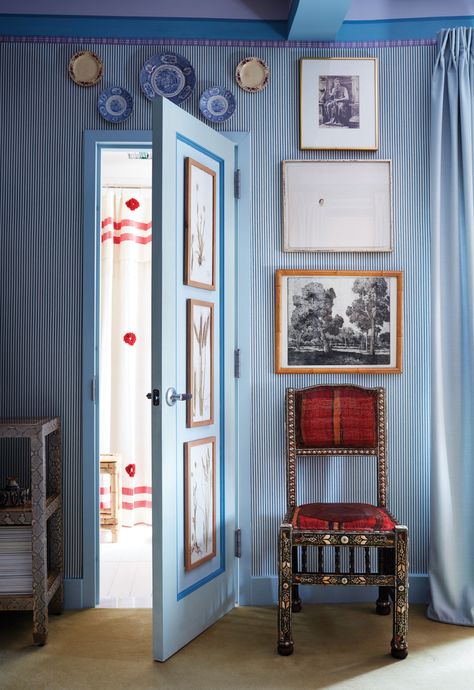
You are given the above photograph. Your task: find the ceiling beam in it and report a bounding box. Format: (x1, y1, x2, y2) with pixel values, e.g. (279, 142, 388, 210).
(287, 0, 352, 41)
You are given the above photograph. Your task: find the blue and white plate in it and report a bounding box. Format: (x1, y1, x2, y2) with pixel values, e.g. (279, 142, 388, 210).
(199, 87, 236, 122)
(140, 52, 195, 104)
(98, 87, 133, 123)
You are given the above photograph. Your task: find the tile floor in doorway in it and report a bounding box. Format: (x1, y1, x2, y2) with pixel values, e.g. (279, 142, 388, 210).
(99, 524, 152, 608)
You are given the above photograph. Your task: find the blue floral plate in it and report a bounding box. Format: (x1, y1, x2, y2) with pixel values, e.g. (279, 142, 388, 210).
(199, 87, 236, 122)
(140, 52, 195, 104)
(98, 87, 133, 123)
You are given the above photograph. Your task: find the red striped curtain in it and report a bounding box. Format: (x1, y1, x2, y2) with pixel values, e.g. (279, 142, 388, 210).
(99, 188, 152, 527)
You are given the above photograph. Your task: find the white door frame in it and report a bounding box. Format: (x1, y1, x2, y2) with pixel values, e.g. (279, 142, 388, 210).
(79, 129, 251, 610)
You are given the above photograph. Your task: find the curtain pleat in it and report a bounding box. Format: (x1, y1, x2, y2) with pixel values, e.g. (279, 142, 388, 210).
(429, 27, 474, 625)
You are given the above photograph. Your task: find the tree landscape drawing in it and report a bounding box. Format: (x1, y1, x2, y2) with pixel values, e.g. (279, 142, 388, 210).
(282, 273, 400, 370)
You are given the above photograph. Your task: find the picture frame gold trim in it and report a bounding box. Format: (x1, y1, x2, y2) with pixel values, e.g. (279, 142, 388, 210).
(187, 298, 215, 427)
(184, 436, 216, 572)
(275, 270, 402, 374)
(184, 157, 216, 290)
(299, 57, 379, 151)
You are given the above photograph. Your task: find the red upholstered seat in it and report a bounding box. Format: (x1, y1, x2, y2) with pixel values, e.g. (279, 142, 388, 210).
(295, 386, 377, 449)
(292, 502, 396, 532)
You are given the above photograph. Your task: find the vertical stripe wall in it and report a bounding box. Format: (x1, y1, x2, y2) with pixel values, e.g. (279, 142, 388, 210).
(0, 39, 434, 583)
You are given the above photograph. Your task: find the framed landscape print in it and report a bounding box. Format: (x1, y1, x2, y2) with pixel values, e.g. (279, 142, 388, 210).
(282, 159, 392, 252)
(184, 157, 216, 290)
(300, 57, 378, 150)
(184, 437, 216, 571)
(275, 270, 402, 374)
(187, 299, 214, 427)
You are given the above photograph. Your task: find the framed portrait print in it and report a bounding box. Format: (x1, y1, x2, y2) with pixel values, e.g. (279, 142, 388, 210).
(187, 299, 214, 427)
(184, 437, 216, 571)
(300, 57, 378, 150)
(282, 159, 392, 252)
(184, 157, 216, 290)
(275, 270, 402, 374)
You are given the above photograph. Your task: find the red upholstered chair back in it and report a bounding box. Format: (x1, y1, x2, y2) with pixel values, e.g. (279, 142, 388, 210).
(285, 385, 386, 510)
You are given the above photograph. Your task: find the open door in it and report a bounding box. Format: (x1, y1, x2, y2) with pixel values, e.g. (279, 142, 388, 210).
(151, 97, 237, 661)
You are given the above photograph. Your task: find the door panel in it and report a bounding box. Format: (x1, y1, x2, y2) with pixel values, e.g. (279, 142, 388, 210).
(151, 97, 236, 661)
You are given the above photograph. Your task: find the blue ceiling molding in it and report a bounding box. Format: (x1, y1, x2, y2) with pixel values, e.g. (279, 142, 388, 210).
(287, 0, 351, 41)
(0, 13, 472, 42)
(338, 15, 474, 41)
(0, 14, 286, 40)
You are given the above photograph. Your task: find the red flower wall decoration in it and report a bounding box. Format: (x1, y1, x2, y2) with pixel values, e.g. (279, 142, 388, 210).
(125, 197, 140, 211)
(125, 463, 136, 478)
(123, 332, 136, 346)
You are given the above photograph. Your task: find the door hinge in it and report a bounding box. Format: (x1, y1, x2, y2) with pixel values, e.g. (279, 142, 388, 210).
(234, 169, 241, 199)
(235, 528, 241, 558)
(234, 348, 241, 379)
(91, 377, 96, 402)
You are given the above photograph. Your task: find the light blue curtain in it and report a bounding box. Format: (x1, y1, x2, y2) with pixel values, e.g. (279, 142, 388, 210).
(429, 27, 474, 625)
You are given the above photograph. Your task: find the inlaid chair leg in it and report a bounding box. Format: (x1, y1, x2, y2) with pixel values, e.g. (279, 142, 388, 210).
(376, 548, 391, 615)
(278, 525, 294, 656)
(291, 546, 302, 612)
(391, 527, 409, 660)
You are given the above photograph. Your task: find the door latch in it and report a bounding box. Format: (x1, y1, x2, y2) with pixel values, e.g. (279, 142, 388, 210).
(165, 388, 193, 406)
(146, 389, 160, 406)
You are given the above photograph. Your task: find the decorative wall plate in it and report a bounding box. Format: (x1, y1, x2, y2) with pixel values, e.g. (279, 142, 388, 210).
(140, 52, 195, 104)
(235, 56, 269, 92)
(97, 87, 133, 123)
(68, 50, 103, 87)
(199, 87, 236, 122)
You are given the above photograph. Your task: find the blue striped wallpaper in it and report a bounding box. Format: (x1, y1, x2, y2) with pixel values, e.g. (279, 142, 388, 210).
(0, 39, 433, 583)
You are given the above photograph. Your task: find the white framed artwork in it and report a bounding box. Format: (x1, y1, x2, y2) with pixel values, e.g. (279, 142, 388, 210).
(187, 299, 214, 427)
(282, 159, 392, 252)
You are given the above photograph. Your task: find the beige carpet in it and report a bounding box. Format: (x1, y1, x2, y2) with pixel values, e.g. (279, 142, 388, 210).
(1, 604, 473, 690)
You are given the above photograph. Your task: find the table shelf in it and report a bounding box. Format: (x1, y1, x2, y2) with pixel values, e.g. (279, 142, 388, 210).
(0, 417, 63, 645)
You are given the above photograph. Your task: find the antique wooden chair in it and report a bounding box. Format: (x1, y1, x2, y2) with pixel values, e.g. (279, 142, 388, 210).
(277, 385, 408, 659)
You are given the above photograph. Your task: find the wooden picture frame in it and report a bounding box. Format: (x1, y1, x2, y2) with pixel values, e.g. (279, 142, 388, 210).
(184, 437, 216, 571)
(275, 270, 402, 374)
(187, 299, 214, 427)
(282, 159, 392, 252)
(184, 157, 216, 290)
(300, 57, 378, 151)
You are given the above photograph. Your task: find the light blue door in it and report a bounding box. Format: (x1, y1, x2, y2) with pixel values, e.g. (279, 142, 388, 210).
(151, 97, 236, 661)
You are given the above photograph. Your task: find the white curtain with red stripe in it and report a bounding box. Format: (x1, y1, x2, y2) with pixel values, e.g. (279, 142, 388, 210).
(99, 188, 152, 527)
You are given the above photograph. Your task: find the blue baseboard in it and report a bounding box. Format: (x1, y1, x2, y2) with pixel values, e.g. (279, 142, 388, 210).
(64, 578, 84, 609)
(243, 574, 429, 606)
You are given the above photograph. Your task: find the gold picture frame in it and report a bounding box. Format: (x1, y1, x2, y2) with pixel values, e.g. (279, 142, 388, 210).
(184, 437, 216, 571)
(184, 157, 216, 290)
(300, 57, 378, 151)
(275, 270, 402, 374)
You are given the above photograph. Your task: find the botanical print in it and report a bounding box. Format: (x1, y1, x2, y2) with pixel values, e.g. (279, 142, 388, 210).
(275, 271, 402, 373)
(319, 75, 360, 129)
(185, 157, 216, 290)
(187, 300, 214, 427)
(185, 437, 216, 571)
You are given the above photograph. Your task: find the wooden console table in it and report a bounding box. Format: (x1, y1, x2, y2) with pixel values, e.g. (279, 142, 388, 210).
(0, 417, 63, 645)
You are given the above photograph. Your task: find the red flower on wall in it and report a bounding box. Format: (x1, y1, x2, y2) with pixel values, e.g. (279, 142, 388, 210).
(123, 332, 136, 346)
(125, 197, 140, 211)
(125, 463, 136, 478)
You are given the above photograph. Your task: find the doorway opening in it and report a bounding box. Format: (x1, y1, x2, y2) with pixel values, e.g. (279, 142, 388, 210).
(98, 146, 153, 607)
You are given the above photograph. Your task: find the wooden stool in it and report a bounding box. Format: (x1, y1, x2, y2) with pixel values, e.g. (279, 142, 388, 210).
(100, 454, 121, 528)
